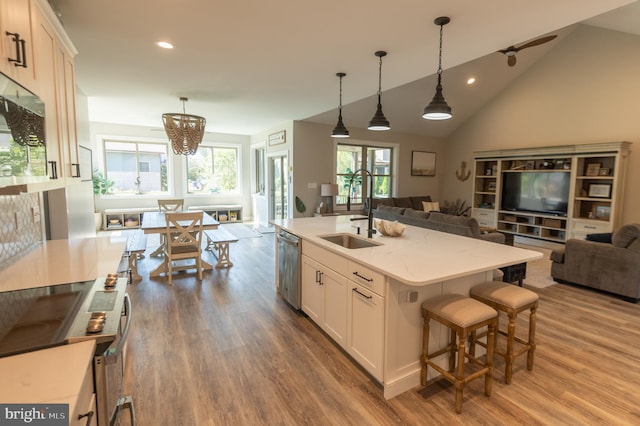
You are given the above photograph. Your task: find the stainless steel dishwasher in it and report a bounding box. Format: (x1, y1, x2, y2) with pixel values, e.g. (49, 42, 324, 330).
(278, 229, 301, 309)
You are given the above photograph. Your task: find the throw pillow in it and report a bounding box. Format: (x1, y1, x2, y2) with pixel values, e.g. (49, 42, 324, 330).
(422, 201, 440, 212)
(585, 232, 613, 244)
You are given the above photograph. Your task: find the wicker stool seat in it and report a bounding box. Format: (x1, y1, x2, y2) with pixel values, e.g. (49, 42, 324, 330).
(421, 293, 498, 414)
(470, 281, 539, 384)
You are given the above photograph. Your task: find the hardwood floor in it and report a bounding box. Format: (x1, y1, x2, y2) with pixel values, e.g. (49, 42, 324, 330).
(121, 231, 640, 425)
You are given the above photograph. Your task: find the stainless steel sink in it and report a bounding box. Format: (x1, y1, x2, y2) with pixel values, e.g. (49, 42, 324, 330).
(319, 233, 382, 249)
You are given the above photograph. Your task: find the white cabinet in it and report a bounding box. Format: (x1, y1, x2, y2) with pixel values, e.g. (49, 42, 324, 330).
(32, 1, 78, 184)
(348, 281, 384, 380)
(0, 0, 79, 191)
(301, 241, 386, 380)
(471, 208, 497, 228)
(301, 255, 323, 323)
(56, 41, 80, 181)
(301, 254, 348, 347)
(0, 0, 37, 88)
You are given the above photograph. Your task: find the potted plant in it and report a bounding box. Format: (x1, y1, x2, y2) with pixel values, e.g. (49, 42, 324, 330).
(92, 169, 114, 231)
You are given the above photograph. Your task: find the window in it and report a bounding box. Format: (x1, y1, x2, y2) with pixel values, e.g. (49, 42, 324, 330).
(336, 143, 393, 205)
(254, 146, 265, 195)
(186, 145, 239, 194)
(104, 140, 168, 194)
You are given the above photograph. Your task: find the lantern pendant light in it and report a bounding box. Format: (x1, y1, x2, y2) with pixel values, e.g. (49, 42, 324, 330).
(368, 50, 390, 131)
(423, 16, 453, 120)
(331, 72, 350, 138)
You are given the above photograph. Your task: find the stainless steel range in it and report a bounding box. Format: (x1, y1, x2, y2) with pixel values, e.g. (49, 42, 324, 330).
(0, 273, 135, 425)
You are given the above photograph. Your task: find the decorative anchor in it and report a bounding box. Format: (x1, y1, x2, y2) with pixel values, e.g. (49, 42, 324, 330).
(456, 161, 471, 181)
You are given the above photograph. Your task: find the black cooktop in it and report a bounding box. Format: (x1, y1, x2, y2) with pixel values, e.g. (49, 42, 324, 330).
(0, 281, 94, 358)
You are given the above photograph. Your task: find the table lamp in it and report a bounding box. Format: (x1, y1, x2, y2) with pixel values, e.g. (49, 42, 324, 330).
(321, 183, 339, 214)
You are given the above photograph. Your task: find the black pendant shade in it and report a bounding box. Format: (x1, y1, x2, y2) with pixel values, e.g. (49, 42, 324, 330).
(331, 72, 350, 138)
(423, 16, 453, 120)
(368, 51, 390, 131)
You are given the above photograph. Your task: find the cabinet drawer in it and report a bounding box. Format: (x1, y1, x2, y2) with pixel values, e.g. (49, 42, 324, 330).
(302, 241, 348, 275)
(572, 219, 611, 234)
(348, 261, 385, 296)
(472, 209, 497, 227)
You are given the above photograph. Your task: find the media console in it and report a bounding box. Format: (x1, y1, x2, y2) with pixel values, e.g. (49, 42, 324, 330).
(472, 142, 630, 244)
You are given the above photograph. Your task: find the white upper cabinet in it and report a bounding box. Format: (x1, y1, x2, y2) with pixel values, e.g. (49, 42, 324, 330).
(0, 0, 37, 88)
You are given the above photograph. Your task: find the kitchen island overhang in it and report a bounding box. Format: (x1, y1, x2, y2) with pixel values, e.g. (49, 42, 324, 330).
(272, 215, 543, 399)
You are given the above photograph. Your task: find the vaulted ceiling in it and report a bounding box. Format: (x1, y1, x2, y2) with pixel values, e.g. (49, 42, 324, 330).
(50, 0, 640, 138)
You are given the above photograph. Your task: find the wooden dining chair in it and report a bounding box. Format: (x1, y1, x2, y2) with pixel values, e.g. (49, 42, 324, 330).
(162, 211, 204, 285)
(157, 199, 184, 248)
(158, 198, 184, 212)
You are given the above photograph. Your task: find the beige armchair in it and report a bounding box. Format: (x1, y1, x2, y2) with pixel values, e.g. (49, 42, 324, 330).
(551, 224, 640, 302)
(163, 211, 204, 285)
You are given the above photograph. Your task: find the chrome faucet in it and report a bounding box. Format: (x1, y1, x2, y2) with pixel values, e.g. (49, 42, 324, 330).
(346, 168, 376, 238)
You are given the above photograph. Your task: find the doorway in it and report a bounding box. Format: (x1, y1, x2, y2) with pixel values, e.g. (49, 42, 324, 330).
(269, 154, 288, 220)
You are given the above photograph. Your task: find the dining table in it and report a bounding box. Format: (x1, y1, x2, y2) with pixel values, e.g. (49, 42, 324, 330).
(141, 210, 220, 278)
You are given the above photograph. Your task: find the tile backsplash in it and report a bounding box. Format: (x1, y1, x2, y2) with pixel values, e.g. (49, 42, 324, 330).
(0, 193, 43, 269)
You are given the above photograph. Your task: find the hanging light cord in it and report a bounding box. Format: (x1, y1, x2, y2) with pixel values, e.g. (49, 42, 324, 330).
(434, 21, 447, 91)
(377, 55, 383, 100)
(437, 22, 444, 76)
(338, 75, 344, 114)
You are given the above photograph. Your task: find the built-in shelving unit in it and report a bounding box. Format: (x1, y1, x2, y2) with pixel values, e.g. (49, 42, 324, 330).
(103, 208, 156, 230)
(473, 142, 630, 244)
(188, 205, 243, 223)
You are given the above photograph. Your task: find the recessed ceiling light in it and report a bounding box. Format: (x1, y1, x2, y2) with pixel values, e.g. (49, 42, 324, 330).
(156, 41, 174, 49)
(467, 77, 476, 85)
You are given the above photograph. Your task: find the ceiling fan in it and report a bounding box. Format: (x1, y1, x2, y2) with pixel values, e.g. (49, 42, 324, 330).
(498, 35, 557, 67)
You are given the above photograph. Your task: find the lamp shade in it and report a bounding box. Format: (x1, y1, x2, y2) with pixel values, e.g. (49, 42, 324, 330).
(321, 183, 339, 196)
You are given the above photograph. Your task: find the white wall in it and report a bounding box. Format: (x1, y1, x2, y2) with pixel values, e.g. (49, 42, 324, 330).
(89, 122, 253, 218)
(442, 25, 640, 225)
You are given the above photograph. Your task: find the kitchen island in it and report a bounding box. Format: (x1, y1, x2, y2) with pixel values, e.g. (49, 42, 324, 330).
(272, 215, 542, 399)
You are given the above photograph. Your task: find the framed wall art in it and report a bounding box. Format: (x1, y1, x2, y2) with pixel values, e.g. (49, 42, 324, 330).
(411, 151, 436, 176)
(268, 130, 286, 146)
(588, 183, 612, 198)
(585, 162, 602, 176)
(594, 204, 611, 220)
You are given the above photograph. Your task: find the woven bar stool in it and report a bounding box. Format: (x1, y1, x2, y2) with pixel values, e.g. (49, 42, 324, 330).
(470, 281, 539, 384)
(421, 294, 498, 414)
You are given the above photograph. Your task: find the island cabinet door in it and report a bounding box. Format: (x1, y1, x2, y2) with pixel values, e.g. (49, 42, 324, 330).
(348, 284, 384, 381)
(301, 255, 323, 323)
(322, 268, 348, 347)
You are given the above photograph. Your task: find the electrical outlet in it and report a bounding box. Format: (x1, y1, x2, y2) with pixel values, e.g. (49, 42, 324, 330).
(398, 290, 419, 303)
(32, 205, 41, 223)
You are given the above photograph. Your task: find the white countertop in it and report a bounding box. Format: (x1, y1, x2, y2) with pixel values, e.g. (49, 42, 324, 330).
(0, 340, 95, 410)
(1, 236, 127, 292)
(272, 216, 543, 286)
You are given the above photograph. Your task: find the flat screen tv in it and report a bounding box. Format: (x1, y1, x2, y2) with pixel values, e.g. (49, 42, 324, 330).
(501, 171, 570, 216)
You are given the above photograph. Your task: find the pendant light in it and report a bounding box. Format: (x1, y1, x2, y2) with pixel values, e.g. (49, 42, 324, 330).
(331, 72, 350, 138)
(368, 51, 390, 131)
(163, 97, 206, 155)
(423, 16, 452, 120)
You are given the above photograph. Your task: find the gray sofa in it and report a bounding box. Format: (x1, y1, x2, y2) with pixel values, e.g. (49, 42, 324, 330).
(373, 205, 505, 244)
(550, 224, 640, 302)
